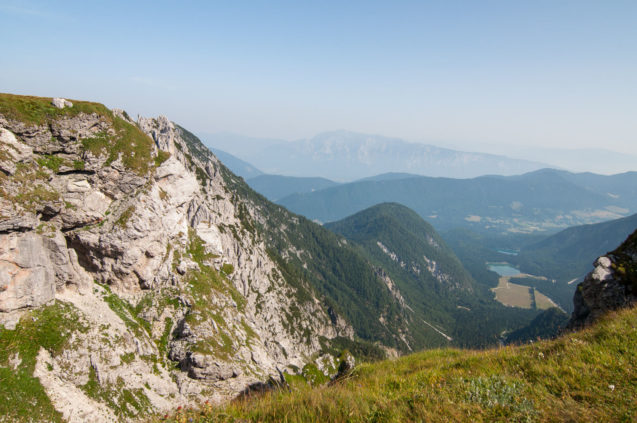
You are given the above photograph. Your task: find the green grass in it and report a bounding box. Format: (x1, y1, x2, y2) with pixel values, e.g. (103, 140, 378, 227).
(153, 306, 637, 423)
(101, 288, 151, 338)
(0, 93, 110, 125)
(0, 302, 88, 422)
(154, 150, 171, 167)
(185, 229, 246, 312)
(36, 154, 66, 172)
(116, 205, 136, 228)
(80, 367, 152, 418)
(221, 263, 235, 275)
(6, 162, 59, 211)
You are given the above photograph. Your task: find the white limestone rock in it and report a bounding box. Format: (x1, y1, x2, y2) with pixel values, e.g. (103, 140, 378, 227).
(52, 97, 73, 109)
(0, 127, 33, 174)
(0, 232, 56, 316)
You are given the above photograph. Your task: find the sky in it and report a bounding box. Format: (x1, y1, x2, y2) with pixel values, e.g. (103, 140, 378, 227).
(1, 0, 636, 155)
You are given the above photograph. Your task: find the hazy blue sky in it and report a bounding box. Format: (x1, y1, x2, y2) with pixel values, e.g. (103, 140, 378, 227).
(2, 0, 636, 154)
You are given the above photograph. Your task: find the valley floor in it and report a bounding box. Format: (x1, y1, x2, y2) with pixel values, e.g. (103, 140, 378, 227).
(153, 306, 636, 422)
(491, 275, 559, 311)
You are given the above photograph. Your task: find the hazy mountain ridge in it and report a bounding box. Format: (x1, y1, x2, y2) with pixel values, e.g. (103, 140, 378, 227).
(209, 148, 263, 180)
(278, 169, 637, 233)
(206, 130, 550, 181)
(246, 174, 338, 201)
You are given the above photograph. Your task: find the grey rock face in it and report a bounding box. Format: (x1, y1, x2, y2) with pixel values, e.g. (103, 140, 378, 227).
(0, 232, 56, 314)
(568, 251, 637, 330)
(182, 352, 239, 381)
(0, 127, 33, 174)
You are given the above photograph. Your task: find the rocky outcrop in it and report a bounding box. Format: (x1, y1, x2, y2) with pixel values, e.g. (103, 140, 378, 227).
(568, 230, 637, 330)
(0, 232, 56, 317)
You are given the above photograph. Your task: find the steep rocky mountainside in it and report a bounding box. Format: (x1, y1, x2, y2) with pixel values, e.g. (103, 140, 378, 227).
(568, 229, 637, 330)
(0, 94, 416, 422)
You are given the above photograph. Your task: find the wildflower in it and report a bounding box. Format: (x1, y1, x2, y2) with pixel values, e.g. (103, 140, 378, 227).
(538, 352, 544, 359)
(609, 384, 615, 391)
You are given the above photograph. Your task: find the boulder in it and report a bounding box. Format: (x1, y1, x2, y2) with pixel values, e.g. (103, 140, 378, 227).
(52, 98, 73, 109)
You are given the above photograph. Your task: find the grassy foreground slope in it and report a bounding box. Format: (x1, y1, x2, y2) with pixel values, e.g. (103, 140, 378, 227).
(155, 306, 636, 423)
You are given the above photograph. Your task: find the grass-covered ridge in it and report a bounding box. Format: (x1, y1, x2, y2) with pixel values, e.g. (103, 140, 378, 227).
(0, 93, 110, 124)
(0, 93, 155, 175)
(155, 306, 637, 422)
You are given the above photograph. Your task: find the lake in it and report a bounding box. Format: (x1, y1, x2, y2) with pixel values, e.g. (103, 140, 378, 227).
(487, 262, 521, 277)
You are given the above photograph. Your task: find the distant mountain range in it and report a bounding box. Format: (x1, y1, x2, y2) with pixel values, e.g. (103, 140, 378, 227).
(477, 145, 637, 175)
(277, 169, 637, 233)
(246, 174, 339, 201)
(202, 130, 550, 181)
(209, 148, 263, 180)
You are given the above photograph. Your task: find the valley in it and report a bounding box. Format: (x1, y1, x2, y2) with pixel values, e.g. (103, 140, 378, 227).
(491, 274, 557, 310)
(486, 262, 559, 311)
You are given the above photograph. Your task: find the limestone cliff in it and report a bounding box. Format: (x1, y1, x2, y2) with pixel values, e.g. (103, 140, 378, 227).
(0, 94, 366, 422)
(567, 229, 637, 330)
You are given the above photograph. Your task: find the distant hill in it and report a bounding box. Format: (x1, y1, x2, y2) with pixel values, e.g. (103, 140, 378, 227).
(499, 145, 637, 175)
(326, 203, 540, 349)
(515, 213, 637, 282)
(246, 174, 339, 201)
(279, 169, 637, 232)
(221, 130, 549, 181)
(354, 172, 421, 182)
(209, 148, 263, 179)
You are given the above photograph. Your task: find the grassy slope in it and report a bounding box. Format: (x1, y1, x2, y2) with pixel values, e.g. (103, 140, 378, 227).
(156, 306, 636, 423)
